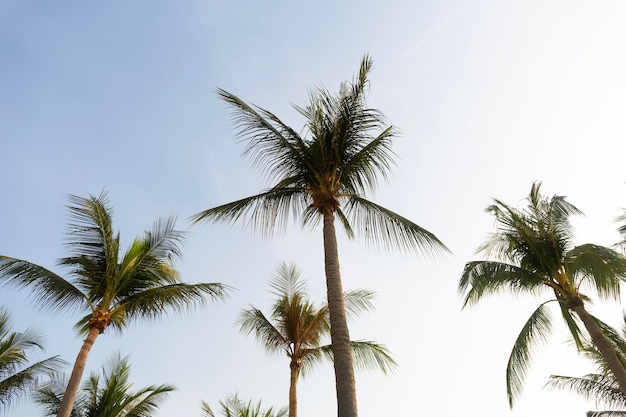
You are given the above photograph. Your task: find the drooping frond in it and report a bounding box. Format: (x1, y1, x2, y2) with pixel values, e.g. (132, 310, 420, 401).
(566, 244, 626, 300)
(101, 282, 229, 333)
(190, 188, 310, 238)
(558, 302, 585, 350)
(547, 374, 625, 409)
(316, 340, 397, 375)
(506, 302, 554, 407)
(341, 195, 449, 255)
(237, 307, 288, 354)
(342, 289, 375, 320)
(0, 257, 87, 313)
(459, 261, 546, 308)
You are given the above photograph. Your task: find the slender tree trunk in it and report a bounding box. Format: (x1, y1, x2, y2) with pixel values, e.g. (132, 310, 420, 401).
(289, 362, 299, 417)
(57, 326, 100, 417)
(322, 210, 358, 417)
(570, 301, 626, 395)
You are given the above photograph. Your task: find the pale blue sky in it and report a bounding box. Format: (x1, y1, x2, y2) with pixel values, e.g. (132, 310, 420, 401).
(2, 1, 626, 416)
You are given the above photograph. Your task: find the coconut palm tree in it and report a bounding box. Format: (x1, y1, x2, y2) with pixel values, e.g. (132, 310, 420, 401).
(459, 182, 626, 407)
(547, 318, 626, 417)
(0, 191, 229, 417)
(35, 352, 173, 417)
(201, 393, 287, 417)
(191, 55, 448, 417)
(238, 262, 396, 417)
(0, 307, 65, 412)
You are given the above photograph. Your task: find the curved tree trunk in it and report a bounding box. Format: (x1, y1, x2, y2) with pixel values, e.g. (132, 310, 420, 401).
(289, 362, 299, 417)
(57, 326, 100, 417)
(322, 210, 358, 417)
(570, 302, 626, 395)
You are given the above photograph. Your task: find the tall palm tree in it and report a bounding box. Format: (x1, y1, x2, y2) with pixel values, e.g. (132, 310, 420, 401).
(201, 393, 287, 417)
(459, 182, 626, 407)
(238, 262, 396, 417)
(0, 191, 229, 417)
(0, 307, 65, 412)
(547, 318, 626, 417)
(191, 55, 448, 417)
(35, 352, 173, 417)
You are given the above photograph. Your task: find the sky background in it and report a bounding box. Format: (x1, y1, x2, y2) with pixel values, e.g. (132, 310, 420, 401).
(2, 1, 626, 416)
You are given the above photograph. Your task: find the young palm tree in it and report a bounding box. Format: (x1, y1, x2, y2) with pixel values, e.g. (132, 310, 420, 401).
(201, 393, 287, 417)
(238, 262, 397, 417)
(459, 182, 626, 407)
(0, 191, 229, 417)
(191, 55, 448, 417)
(547, 318, 626, 417)
(35, 352, 173, 417)
(0, 307, 65, 412)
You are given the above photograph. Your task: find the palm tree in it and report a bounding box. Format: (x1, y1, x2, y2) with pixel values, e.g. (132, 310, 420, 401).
(35, 352, 173, 417)
(547, 318, 626, 417)
(0, 307, 65, 412)
(191, 55, 448, 417)
(201, 393, 287, 417)
(0, 191, 229, 417)
(238, 262, 396, 417)
(459, 182, 626, 407)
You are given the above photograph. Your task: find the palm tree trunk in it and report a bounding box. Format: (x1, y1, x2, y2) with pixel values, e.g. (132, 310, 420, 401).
(289, 363, 299, 417)
(322, 210, 358, 417)
(570, 301, 626, 395)
(57, 326, 100, 417)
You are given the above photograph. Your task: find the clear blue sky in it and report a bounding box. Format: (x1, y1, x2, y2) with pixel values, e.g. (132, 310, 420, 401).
(2, 1, 626, 416)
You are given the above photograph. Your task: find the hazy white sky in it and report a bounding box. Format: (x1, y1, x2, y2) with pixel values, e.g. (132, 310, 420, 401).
(2, 1, 626, 416)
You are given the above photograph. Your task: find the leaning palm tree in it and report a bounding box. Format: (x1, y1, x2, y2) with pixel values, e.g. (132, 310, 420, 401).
(238, 262, 396, 417)
(201, 393, 287, 417)
(191, 55, 448, 417)
(0, 307, 65, 412)
(0, 191, 229, 417)
(35, 352, 173, 417)
(547, 318, 626, 417)
(459, 182, 626, 407)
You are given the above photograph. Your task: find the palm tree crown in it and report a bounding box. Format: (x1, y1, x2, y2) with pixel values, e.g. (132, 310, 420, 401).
(35, 352, 174, 417)
(192, 55, 447, 417)
(0, 191, 229, 417)
(459, 182, 626, 407)
(238, 262, 396, 417)
(0, 307, 65, 412)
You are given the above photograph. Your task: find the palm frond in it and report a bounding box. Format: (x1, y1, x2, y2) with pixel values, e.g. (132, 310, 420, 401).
(506, 302, 553, 407)
(268, 262, 306, 298)
(459, 261, 546, 308)
(217, 89, 308, 185)
(342, 195, 449, 256)
(237, 307, 288, 354)
(190, 188, 310, 238)
(0, 257, 88, 313)
(343, 289, 375, 319)
(316, 340, 397, 375)
(566, 244, 626, 300)
(105, 282, 229, 332)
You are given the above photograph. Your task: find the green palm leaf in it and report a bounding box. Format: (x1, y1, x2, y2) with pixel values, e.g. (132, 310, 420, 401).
(506, 302, 553, 407)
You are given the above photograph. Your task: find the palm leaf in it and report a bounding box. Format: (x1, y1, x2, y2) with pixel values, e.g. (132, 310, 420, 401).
(342, 195, 449, 255)
(506, 302, 553, 407)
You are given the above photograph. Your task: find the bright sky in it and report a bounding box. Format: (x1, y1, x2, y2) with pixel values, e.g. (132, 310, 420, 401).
(2, 1, 626, 416)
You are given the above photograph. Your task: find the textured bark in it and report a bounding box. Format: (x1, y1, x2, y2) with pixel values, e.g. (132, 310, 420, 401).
(571, 302, 626, 396)
(289, 362, 299, 417)
(56, 326, 100, 417)
(322, 210, 358, 417)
